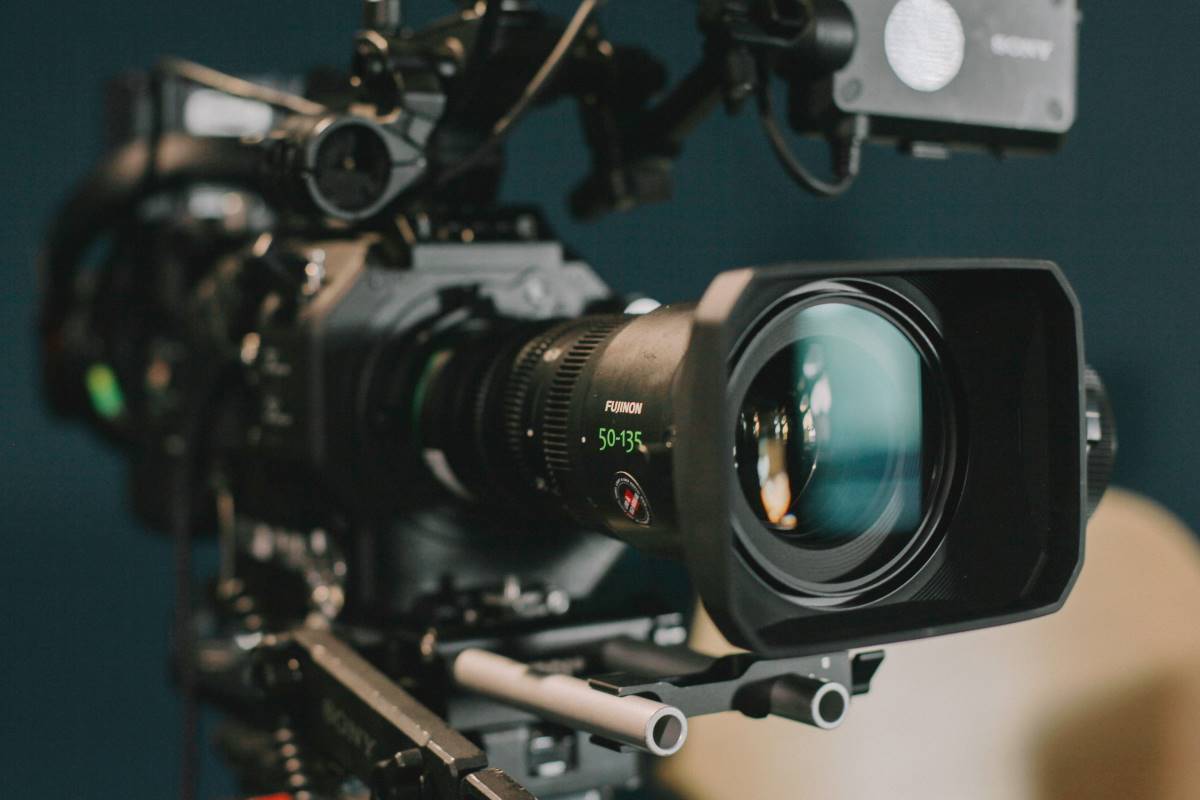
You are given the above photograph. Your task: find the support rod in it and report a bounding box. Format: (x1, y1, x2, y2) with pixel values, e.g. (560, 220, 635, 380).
(452, 648, 688, 756)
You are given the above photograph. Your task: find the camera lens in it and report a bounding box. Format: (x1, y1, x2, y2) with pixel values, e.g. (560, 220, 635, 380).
(736, 302, 926, 538)
(404, 281, 948, 604)
(728, 296, 946, 601)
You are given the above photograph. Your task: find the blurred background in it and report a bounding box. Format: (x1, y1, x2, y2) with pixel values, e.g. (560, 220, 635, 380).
(1, 1, 1197, 797)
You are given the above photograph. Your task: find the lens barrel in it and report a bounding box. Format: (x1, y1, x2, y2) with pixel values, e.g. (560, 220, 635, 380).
(415, 277, 950, 593)
(415, 306, 695, 554)
(406, 261, 1102, 657)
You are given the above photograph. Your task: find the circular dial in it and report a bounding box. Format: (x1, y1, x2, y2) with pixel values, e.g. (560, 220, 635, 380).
(311, 122, 393, 214)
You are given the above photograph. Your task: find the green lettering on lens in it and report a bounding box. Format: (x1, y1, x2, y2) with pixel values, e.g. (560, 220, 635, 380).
(598, 427, 643, 454)
(86, 363, 125, 420)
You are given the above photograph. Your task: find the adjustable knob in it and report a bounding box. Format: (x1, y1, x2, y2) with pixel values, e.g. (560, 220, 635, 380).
(1084, 366, 1117, 518)
(363, 0, 403, 35)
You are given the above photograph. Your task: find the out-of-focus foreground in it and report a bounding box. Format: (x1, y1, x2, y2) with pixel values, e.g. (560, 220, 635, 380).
(663, 489, 1200, 800)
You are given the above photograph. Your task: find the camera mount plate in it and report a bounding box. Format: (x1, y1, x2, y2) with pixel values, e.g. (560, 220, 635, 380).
(588, 639, 884, 736)
(229, 611, 885, 799)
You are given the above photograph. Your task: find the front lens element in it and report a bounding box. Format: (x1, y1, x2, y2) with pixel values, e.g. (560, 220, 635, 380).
(735, 302, 929, 551)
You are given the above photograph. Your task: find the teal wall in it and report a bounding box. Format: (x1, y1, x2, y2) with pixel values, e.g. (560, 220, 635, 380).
(2, 1, 1197, 796)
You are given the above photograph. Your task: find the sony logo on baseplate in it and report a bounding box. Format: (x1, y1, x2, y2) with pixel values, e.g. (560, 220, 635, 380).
(322, 697, 378, 760)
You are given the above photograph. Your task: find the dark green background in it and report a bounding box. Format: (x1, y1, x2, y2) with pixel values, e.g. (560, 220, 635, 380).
(2, 1, 1197, 796)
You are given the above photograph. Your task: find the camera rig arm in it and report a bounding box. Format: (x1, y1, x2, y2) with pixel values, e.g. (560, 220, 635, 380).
(567, 0, 864, 217)
(119, 1, 868, 226)
(255, 627, 535, 800)
(238, 619, 884, 800)
(53, 0, 1076, 240)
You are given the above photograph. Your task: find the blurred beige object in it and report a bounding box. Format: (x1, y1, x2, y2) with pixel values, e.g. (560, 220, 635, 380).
(658, 488, 1200, 800)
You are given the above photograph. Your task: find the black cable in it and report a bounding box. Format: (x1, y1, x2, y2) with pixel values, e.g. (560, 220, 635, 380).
(169, 376, 240, 800)
(754, 59, 864, 198)
(441, 0, 504, 117)
(147, 72, 200, 800)
(435, 0, 602, 186)
(172, 452, 198, 800)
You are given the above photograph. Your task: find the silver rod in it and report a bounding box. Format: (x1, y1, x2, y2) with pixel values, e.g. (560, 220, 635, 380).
(452, 648, 688, 756)
(768, 674, 851, 730)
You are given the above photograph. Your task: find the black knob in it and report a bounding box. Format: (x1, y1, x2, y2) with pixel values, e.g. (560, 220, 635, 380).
(1084, 366, 1117, 518)
(362, 0, 403, 35)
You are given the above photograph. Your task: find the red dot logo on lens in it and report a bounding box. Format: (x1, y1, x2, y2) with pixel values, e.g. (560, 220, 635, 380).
(613, 472, 652, 525)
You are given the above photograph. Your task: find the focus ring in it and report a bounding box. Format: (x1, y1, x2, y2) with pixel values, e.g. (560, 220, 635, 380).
(1084, 366, 1117, 517)
(541, 318, 624, 494)
(503, 325, 566, 496)
(502, 317, 625, 499)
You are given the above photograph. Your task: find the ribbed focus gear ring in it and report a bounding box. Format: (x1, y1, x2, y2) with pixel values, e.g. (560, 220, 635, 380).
(503, 325, 568, 495)
(1084, 366, 1117, 517)
(541, 319, 623, 493)
(502, 317, 624, 497)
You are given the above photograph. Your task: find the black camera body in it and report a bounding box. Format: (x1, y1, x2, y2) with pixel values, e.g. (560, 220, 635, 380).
(188, 218, 1095, 658)
(37, 1, 1116, 797)
(219, 229, 625, 616)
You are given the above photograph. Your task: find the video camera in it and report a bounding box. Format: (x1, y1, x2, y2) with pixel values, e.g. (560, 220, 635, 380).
(39, 1, 1115, 798)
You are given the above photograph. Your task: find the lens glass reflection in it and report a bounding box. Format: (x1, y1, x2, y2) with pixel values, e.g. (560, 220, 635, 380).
(736, 302, 927, 544)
